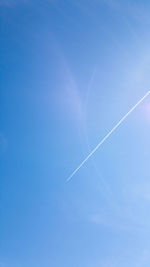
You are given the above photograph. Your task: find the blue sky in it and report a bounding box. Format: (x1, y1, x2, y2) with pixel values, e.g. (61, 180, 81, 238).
(1, 0, 150, 266)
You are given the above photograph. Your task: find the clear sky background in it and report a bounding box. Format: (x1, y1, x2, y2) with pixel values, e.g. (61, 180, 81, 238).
(1, 0, 150, 266)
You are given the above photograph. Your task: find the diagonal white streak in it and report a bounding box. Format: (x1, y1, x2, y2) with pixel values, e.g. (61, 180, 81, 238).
(67, 91, 150, 182)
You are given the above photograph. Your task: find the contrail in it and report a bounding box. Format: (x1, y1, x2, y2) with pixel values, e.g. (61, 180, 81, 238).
(67, 91, 150, 182)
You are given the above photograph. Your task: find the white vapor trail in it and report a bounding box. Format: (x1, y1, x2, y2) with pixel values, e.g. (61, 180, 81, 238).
(67, 91, 150, 182)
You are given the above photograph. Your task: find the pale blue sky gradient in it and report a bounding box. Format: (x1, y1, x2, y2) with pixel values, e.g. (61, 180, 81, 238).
(1, 1, 150, 266)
